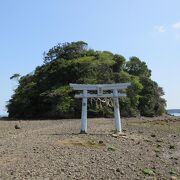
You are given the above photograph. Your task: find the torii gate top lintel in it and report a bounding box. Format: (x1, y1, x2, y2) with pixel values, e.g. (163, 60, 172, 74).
(69, 83, 131, 91)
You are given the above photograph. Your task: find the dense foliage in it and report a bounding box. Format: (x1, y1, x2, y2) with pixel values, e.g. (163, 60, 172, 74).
(7, 41, 166, 118)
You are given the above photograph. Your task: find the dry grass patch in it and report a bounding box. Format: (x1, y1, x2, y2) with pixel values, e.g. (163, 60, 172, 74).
(57, 136, 106, 149)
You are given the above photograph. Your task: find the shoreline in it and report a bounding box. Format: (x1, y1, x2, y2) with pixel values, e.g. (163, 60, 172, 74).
(0, 114, 180, 122)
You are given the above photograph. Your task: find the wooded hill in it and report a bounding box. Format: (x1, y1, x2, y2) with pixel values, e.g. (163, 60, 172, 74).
(7, 41, 166, 118)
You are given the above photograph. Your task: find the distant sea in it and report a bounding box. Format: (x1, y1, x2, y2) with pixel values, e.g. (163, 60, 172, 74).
(167, 109, 180, 117)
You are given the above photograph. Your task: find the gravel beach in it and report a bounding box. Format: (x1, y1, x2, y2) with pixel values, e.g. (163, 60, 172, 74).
(0, 117, 179, 180)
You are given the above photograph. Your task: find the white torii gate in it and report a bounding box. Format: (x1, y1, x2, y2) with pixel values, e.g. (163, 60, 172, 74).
(70, 83, 131, 134)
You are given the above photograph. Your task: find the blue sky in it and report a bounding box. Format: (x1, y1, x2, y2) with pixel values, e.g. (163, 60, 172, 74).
(0, 0, 180, 115)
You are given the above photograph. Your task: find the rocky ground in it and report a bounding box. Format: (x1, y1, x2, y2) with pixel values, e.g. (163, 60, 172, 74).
(0, 116, 179, 180)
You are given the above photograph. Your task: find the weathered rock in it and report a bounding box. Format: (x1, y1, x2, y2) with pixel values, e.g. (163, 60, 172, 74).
(151, 134, 156, 137)
(14, 124, 21, 129)
(169, 145, 175, 149)
(170, 176, 177, 180)
(98, 140, 104, 144)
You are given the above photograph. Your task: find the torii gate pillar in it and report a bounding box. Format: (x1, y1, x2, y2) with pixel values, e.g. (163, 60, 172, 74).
(113, 89, 121, 133)
(81, 90, 88, 133)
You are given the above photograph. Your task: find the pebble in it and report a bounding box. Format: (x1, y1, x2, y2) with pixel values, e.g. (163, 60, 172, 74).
(170, 176, 177, 180)
(151, 134, 156, 137)
(111, 134, 118, 138)
(169, 145, 175, 149)
(156, 139, 163, 142)
(98, 140, 104, 144)
(14, 124, 21, 129)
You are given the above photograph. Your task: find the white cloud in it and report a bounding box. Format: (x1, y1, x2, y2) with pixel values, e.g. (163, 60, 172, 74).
(154, 26, 166, 33)
(153, 22, 180, 40)
(172, 21, 180, 29)
(175, 33, 180, 39)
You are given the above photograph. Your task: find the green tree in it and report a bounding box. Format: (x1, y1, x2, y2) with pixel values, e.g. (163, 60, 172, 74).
(138, 77, 166, 116)
(10, 73, 21, 81)
(125, 56, 151, 77)
(112, 54, 126, 72)
(7, 41, 166, 119)
(43, 41, 88, 63)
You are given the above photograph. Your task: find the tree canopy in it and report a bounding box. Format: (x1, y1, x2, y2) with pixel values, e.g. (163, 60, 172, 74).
(7, 41, 166, 118)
